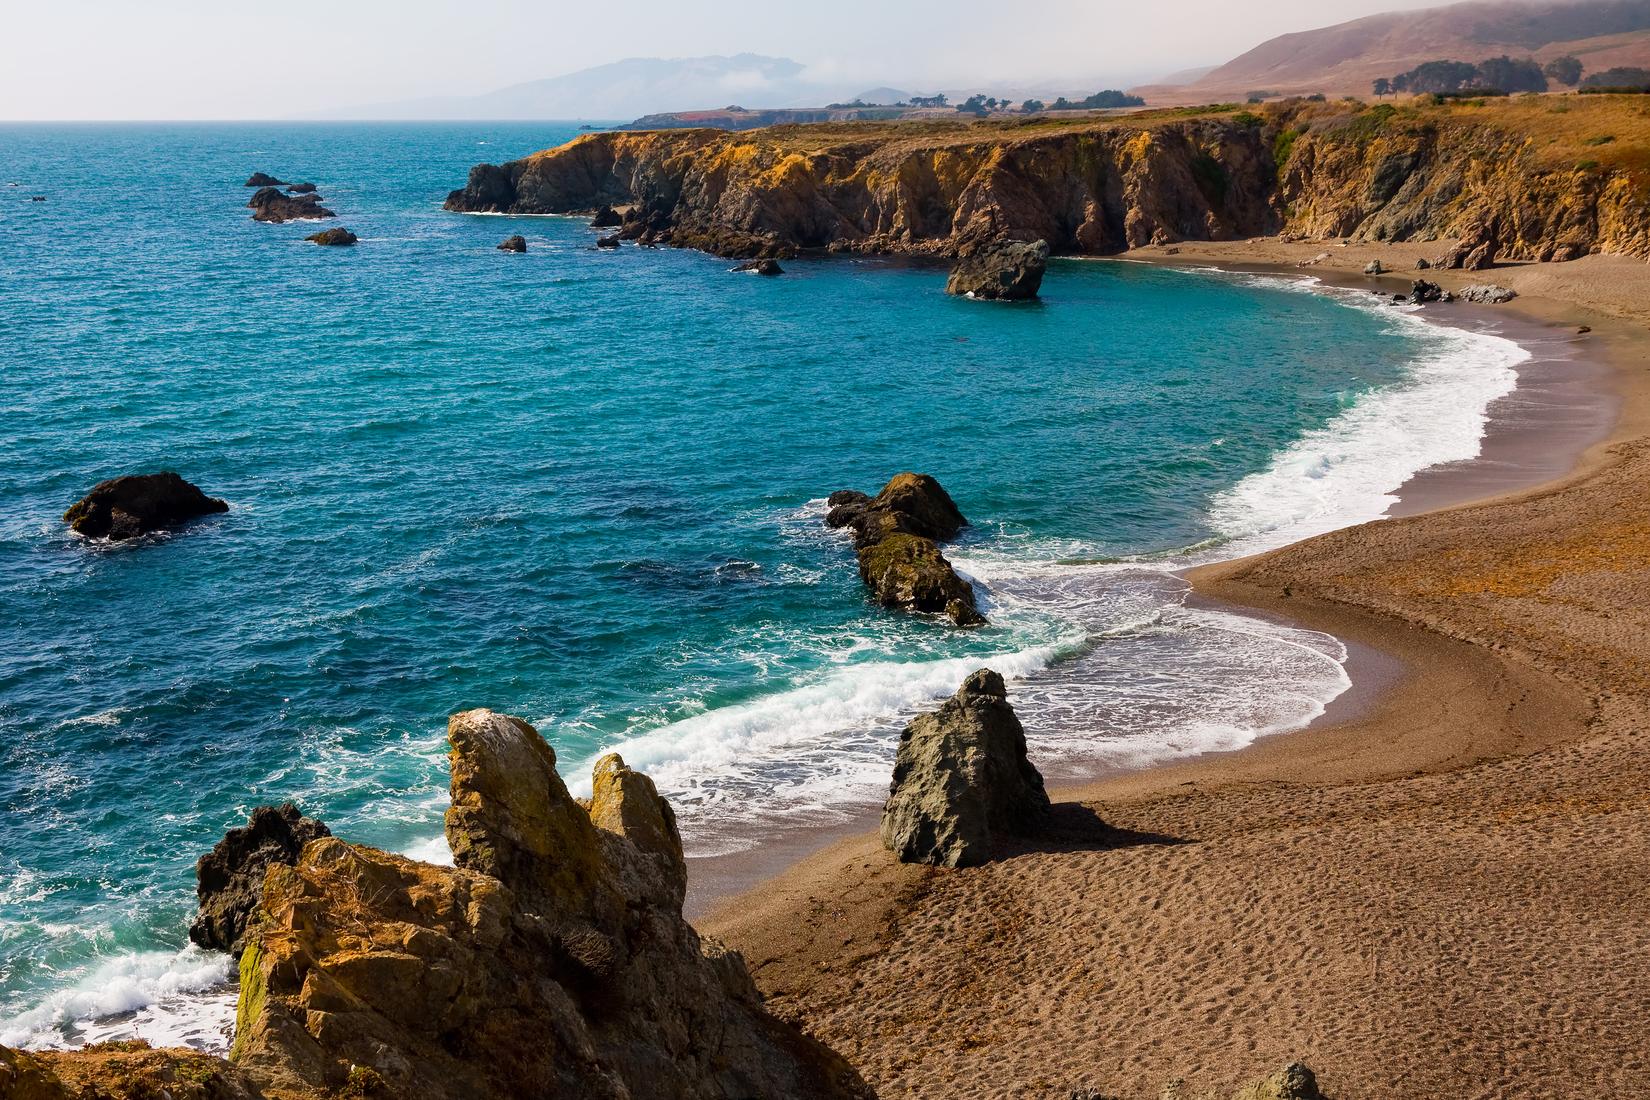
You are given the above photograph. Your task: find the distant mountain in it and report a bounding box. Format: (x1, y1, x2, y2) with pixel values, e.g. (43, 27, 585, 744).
(1137, 0, 1650, 101)
(322, 54, 868, 120)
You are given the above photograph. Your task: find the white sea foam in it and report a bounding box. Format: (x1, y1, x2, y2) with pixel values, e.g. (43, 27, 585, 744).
(0, 946, 231, 1050)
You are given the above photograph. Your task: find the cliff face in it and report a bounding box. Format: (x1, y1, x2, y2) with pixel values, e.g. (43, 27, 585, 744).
(445, 97, 1650, 263)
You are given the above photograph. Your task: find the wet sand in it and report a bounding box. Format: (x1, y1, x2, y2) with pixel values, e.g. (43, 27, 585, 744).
(697, 245, 1650, 1098)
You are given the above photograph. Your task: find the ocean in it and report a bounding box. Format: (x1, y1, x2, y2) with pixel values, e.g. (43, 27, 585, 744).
(0, 121, 1526, 1050)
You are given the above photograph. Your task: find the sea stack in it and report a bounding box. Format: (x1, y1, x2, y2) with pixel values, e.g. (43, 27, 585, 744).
(944, 238, 1049, 300)
(63, 472, 228, 540)
(497, 234, 527, 252)
(825, 473, 983, 625)
(880, 669, 1053, 867)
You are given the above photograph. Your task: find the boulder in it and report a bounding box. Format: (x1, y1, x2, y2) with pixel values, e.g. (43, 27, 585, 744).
(1411, 279, 1444, 304)
(1459, 284, 1518, 304)
(590, 204, 623, 228)
(827, 472, 967, 546)
(305, 227, 358, 246)
(496, 234, 527, 252)
(858, 533, 984, 626)
(880, 670, 1053, 867)
(244, 172, 286, 187)
(1415, 257, 1433, 270)
(1363, 259, 1385, 274)
(285, 182, 317, 194)
(63, 471, 227, 540)
(189, 803, 330, 956)
(733, 258, 784, 275)
(595, 233, 621, 249)
(248, 186, 335, 223)
(1229, 1062, 1324, 1100)
(945, 238, 1049, 300)
(229, 709, 874, 1100)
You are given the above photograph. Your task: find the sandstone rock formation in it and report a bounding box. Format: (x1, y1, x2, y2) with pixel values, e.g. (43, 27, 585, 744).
(497, 234, 527, 252)
(248, 187, 335, 223)
(1458, 283, 1518, 303)
(825, 474, 981, 625)
(245, 172, 286, 187)
(229, 709, 873, 1100)
(63, 471, 228, 541)
(590, 204, 623, 227)
(189, 802, 330, 956)
(945, 239, 1049, 300)
(880, 669, 1052, 867)
(442, 99, 1650, 265)
(305, 228, 357, 246)
(732, 258, 783, 275)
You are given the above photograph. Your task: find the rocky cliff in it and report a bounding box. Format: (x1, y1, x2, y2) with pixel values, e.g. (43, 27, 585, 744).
(445, 96, 1650, 263)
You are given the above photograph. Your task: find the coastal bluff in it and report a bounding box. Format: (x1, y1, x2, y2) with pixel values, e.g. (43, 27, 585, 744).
(444, 96, 1650, 264)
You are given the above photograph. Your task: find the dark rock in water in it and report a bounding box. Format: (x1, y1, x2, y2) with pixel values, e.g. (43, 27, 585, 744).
(733, 258, 784, 275)
(249, 186, 336, 223)
(190, 803, 330, 956)
(1459, 283, 1517, 304)
(858, 532, 984, 625)
(595, 233, 622, 249)
(497, 234, 528, 252)
(228, 709, 874, 1100)
(30, 195, 46, 201)
(1411, 279, 1444, 304)
(245, 172, 287, 187)
(827, 474, 981, 625)
(63, 471, 228, 540)
(590, 204, 623, 228)
(285, 182, 317, 194)
(945, 238, 1049, 300)
(880, 670, 1053, 867)
(306, 227, 358, 246)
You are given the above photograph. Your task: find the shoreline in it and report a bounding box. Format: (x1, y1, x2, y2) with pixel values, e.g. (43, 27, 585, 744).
(698, 242, 1650, 1097)
(683, 247, 1619, 917)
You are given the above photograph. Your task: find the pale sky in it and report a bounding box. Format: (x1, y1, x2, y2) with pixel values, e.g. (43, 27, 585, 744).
(0, 0, 1459, 120)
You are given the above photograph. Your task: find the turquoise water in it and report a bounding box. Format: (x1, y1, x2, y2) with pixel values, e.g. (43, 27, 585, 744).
(0, 123, 1524, 1046)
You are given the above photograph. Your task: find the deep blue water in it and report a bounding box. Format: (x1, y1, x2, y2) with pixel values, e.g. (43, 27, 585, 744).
(0, 122, 1522, 1046)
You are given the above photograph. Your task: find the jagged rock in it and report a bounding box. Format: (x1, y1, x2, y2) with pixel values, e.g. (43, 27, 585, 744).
(1415, 257, 1432, 269)
(1229, 1062, 1324, 1100)
(248, 187, 335, 223)
(244, 172, 286, 187)
(733, 258, 784, 275)
(305, 227, 358, 246)
(945, 238, 1049, 300)
(285, 182, 317, 194)
(63, 471, 228, 540)
(1459, 284, 1518, 303)
(880, 670, 1053, 867)
(496, 234, 527, 252)
(230, 709, 873, 1100)
(826, 474, 981, 625)
(595, 233, 621, 249)
(1411, 278, 1444, 303)
(190, 803, 330, 956)
(1363, 259, 1385, 274)
(0, 1042, 259, 1100)
(590, 204, 623, 227)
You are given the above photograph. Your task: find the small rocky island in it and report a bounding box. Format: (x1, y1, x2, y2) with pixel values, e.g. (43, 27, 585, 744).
(945, 238, 1049, 300)
(63, 472, 227, 541)
(826, 473, 983, 625)
(249, 186, 336, 224)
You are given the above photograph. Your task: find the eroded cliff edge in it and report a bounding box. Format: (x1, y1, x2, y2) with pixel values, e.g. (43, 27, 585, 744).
(444, 96, 1650, 263)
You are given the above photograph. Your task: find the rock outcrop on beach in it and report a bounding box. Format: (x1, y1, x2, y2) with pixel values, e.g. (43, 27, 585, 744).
(190, 803, 330, 957)
(880, 669, 1052, 867)
(1458, 283, 1518, 303)
(1410, 278, 1446, 303)
(63, 472, 228, 541)
(227, 708, 873, 1100)
(496, 234, 527, 252)
(1228, 1061, 1325, 1100)
(945, 238, 1049, 300)
(249, 187, 336, 224)
(245, 172, 286, 187)
(442, 97, 1650, 264)
(826, 474, 981, 625)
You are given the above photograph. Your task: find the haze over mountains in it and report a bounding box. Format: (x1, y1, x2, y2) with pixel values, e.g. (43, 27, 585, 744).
(1142, 0, 1650, 100)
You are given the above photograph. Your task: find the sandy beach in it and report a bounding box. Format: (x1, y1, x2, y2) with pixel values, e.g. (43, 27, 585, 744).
(697, 244, 1650, 1098)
